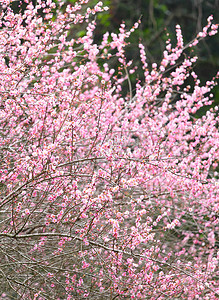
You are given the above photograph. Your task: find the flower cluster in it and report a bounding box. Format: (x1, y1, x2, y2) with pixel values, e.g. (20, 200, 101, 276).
(0, 0, 218, 299)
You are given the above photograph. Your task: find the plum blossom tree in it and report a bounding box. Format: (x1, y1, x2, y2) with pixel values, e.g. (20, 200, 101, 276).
(0, 0, 218, 299)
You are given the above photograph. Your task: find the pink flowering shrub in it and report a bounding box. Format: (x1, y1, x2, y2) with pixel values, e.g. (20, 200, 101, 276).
(0, 0, 218, 299)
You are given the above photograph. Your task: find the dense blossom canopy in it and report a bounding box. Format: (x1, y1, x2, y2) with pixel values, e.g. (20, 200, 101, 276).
(0, 0, 218, 299)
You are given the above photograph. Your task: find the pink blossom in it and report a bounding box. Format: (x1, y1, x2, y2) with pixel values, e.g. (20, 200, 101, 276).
(0, 2, 218, 299)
